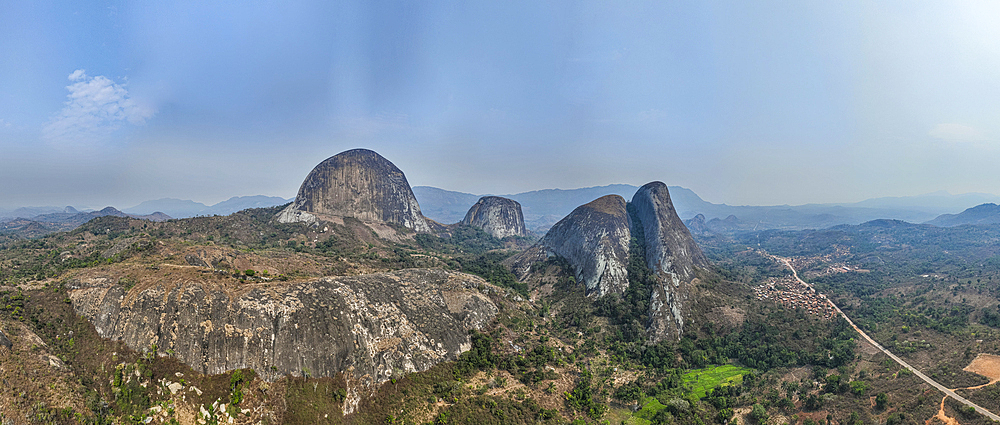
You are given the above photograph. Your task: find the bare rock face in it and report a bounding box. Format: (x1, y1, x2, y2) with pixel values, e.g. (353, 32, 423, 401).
(507, 195, 630, 297)
(68, 268, 498, 414)
(461, 196, 528, 239)
(631, 181, 709, 342)
(277, 149, 431, 232)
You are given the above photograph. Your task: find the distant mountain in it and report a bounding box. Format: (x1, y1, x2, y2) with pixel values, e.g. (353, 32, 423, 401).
(413, 184, 644, 232)
(125, 198, 208, 218)
(0, 206, 70, 220)
(505, 184, 641, 232)
(32, 206, 169, 225)
(1, 207, 170, 237)
(211, 196, 291, 215)
(125, 195, 290, 218)
(926, 203, 1000, 227)
(845, 191, 1000, 215)
(416, 185, 1000, 232)
(411, 187, 481, 225)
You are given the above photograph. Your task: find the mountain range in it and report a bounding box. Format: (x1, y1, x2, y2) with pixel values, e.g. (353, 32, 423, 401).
(0, 195, 291, 222)
(124, 195, 292, 218)
(3, 188, 998, 234)
(413, 186, 1000, 232)
(925, 203, 1000, 227)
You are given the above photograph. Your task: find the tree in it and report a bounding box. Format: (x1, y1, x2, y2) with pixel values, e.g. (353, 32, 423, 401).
(850, 380, 867, 396)
(875, 392, 888, 410)
(751, 403, 769, 425)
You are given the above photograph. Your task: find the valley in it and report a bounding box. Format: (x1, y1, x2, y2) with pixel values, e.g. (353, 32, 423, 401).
(773, 253, 999, 422)
(0, 150, 998, 425)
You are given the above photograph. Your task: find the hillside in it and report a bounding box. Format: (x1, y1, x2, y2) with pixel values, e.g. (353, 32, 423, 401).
(0, 203, 837, 425)
(1, 199, 999, 424)
(0, 207, 169, 238)
(1, 147, 1000, 425)
(926, 203, 1000, 227)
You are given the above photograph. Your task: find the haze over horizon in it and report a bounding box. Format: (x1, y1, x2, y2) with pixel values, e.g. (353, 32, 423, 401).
(3, 1, 1000, 209)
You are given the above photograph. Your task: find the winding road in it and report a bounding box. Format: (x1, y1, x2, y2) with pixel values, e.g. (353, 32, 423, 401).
(775, 257, 1000, 423)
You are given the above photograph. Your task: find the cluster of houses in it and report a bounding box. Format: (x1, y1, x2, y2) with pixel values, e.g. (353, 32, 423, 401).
(753, 276, 837, 319)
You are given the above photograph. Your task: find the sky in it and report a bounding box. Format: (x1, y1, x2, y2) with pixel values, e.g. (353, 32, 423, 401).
(2, 1, 1000, 209)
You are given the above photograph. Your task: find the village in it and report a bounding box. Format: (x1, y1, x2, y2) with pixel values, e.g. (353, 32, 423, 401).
(753, 275, 838, 319)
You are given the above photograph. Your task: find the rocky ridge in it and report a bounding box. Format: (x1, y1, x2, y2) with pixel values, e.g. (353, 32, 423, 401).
(68, 268, 499, 414)
(277, 149, 431, 232)
(461, 196, 529, 239)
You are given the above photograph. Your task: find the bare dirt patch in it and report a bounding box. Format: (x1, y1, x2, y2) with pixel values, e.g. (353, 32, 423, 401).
(925, 396, 959, 425)
(712, 305, 746, 328)
(962, 353, 1000, 387)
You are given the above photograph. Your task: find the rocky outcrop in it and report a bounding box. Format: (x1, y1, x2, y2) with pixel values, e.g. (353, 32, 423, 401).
(631, 181, 709, 341)
(68, 268, 498, 414)
(684, 214, 709, 236)
(461, 196, 528, 239)
(507, 183, 709, 341)
(277, 149, 431, 232)
(507, 195, 631, 297)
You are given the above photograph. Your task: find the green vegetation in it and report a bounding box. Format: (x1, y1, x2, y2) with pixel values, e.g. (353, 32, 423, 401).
(282, 376, 350, 425)
(594, 203, 659, 344)
(4, 202, 1000, 425)
(681, 365, 750, 400)
(566, 368, 606, 419)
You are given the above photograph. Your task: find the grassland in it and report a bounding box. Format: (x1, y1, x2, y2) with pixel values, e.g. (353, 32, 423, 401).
(682, 364, 751, 400)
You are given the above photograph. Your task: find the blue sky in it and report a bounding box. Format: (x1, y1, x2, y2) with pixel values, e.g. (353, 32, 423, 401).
(2, 1, 1000, 209)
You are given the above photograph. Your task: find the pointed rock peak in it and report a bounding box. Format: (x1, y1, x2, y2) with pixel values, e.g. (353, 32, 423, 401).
(277, 149, 430, 232)
(461, 196, 528, 239)
(507, 194, 631, 297)
(631, 181, 709, 341)
(685, 213, 709, 236)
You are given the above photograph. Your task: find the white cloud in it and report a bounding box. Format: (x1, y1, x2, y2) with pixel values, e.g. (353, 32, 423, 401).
(42, 70, 155, 144)
(928, 123, 987, 144)
(68, 69, 86, 81)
